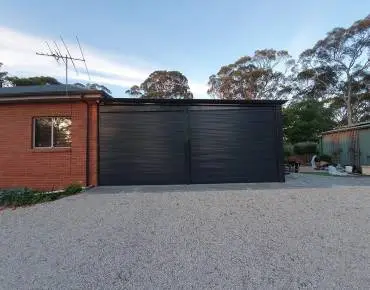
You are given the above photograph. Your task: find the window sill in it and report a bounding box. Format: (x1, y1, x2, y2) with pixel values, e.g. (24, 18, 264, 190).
(31, 147, 71, 153)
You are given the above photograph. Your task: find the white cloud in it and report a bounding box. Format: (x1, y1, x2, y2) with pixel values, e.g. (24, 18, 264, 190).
(0, 26, 153, 87)
(0, 26, 209, 98)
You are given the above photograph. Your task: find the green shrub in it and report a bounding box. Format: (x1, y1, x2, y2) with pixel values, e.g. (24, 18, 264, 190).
(293, 141, 318, 155)
(0, 183, 83, 208)
(64, 183, 83, 195)
(0, 188, 39, 207)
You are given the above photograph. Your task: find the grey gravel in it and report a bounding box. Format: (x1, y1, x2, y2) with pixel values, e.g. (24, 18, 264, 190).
(1, 175, 370, 289)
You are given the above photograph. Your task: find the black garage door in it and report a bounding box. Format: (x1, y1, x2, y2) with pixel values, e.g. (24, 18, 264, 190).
(99, 100, 284, 185)
(189, 107, 279, 183)
(99, 105, 189, 185)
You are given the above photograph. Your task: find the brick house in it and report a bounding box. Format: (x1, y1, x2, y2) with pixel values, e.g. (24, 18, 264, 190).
(0, 85, 108, 190)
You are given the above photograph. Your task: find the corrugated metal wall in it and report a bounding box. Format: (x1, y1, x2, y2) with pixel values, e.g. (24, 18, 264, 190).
(359, 129, 370, 166)
(321, 127, 370, 166)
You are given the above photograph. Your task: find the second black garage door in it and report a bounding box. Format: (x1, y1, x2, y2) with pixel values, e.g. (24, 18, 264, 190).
(99, 100, 284, 185)
(189, 107, 279, 183)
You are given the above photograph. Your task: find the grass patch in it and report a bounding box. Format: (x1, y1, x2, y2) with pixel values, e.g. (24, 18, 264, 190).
(0, 183, 83, 208)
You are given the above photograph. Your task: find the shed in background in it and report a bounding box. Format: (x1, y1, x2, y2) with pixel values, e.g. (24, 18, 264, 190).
(320, 121, 370, 170)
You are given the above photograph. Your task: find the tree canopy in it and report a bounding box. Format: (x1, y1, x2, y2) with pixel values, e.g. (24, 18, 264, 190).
(283, 99, 336, 144)
(205, 14, 369, 142)
(6, 76, 61, 86)
(126, 70, 193, 99)
(0, 62, 113, 94)
(298, 14, 370, 125)
(208, 49, 293, 100)
(74, 82, 112, 94)
(0, 63, 9, 88)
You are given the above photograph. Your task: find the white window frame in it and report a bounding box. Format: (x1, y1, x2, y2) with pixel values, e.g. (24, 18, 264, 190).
(33, 117, 71, 148)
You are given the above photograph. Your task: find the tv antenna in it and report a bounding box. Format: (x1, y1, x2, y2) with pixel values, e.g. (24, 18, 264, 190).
(36, 36, 91, 95)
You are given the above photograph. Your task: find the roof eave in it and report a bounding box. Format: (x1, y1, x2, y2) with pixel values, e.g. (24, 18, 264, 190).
(0, 93, 103, 104)
(101, 98, 287, 106)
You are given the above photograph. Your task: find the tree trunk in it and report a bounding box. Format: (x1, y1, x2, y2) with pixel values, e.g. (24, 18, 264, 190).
(346, 95, 353, 126)
(346, 73, 353, 126)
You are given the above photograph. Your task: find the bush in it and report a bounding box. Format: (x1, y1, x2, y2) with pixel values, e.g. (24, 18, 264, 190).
(0, 188, 39, 207)
(64, 183, 83, 195)
(0, 183, 83, 208)
(293, 141, 318, 155)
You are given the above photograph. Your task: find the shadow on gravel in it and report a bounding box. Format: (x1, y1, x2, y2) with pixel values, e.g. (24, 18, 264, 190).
(88, 174, 370, 194)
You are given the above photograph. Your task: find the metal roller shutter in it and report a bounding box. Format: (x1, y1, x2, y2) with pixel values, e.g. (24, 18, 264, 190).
(98, 101, 284, 185)
(99, 107, 188, 185)
(189, 107, 279, 183)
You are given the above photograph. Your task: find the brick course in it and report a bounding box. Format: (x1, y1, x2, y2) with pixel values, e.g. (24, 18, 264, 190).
(0, 101, 98, 190)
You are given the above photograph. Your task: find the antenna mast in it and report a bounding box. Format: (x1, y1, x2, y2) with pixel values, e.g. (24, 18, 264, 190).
(36, 36, 90, 95)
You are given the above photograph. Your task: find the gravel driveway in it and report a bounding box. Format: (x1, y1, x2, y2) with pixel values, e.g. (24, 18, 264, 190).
(1, 175, 370, 289)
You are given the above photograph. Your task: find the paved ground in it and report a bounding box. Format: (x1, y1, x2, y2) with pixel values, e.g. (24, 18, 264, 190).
(1, 174, 370, 289)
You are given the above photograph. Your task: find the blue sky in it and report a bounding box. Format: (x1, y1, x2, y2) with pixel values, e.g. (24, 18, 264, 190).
(0, 0, 369, 97)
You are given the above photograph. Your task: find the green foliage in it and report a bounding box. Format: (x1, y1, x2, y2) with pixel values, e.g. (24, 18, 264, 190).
(293, 65, 338, 102)
(283, 99, 336, 143)
(0, 62, 8, 87)
(293, 142, 318, 155)
(206, 14, 369, 127)
(298, 14, 370, 125)
(0, 188, 39, 207)
(64, 183, 83, 195)
(0, 183, 83, 208)
(208, 49, 293, 100)
(74, 82, 112, 94)
(6, 76, 61, 86)
(125, 85, 142, 97)
(126, 70, 193, 99)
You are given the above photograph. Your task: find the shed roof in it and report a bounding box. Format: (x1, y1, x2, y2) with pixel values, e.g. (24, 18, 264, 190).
(0, 85, 286, 106)
(101, 98, 286, 106)
(321, 121, 370, 135)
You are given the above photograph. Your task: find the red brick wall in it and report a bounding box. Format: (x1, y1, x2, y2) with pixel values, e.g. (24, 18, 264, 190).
(0, 101, 98, 190)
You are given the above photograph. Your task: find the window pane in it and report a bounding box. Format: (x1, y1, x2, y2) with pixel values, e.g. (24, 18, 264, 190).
(53, 118, 71, 147)
(34, 118, 52, 147)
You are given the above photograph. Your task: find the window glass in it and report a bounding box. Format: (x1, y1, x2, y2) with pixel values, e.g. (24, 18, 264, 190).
(34, 117, 71, 148)
(53, 118, 72, 147)
(34, 118, 52, 147)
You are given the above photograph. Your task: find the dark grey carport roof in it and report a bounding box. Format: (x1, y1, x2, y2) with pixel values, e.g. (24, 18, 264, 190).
(101, 98, 286, 106)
